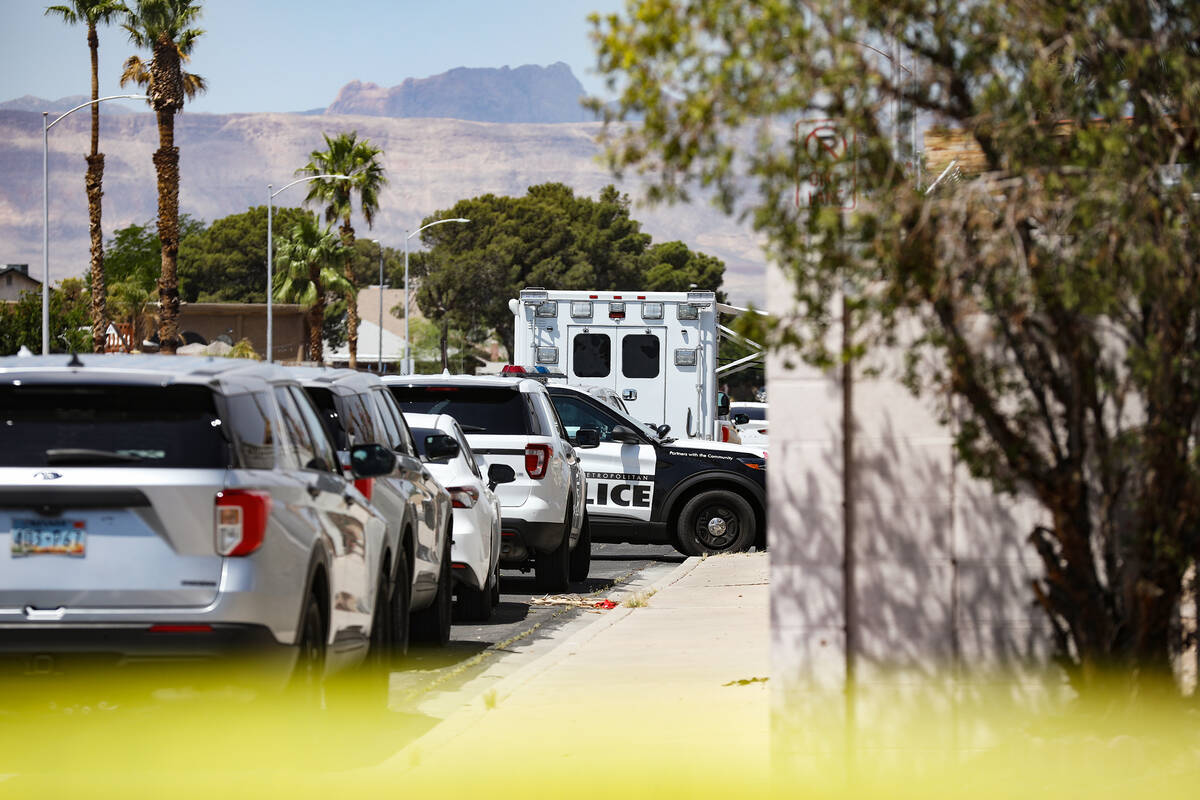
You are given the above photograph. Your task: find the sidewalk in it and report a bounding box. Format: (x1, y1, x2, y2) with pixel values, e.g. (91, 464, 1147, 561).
(390, 551, 770, 793)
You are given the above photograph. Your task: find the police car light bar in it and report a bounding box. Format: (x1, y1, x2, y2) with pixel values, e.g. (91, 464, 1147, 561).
(501, 365, 566, 381)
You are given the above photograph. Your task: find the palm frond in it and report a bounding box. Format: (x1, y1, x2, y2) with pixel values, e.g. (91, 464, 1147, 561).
(119, 54, 150, 89)
(182, 70, 206, 99)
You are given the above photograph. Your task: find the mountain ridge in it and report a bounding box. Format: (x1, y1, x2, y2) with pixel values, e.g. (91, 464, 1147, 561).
(0, 110, 765, 306)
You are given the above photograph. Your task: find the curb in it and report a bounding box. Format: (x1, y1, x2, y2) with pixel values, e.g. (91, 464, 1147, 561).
(389, 555, 704, 768)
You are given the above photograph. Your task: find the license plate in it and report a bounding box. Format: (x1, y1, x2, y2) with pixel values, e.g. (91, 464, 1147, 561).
(10, 519, 87, 558)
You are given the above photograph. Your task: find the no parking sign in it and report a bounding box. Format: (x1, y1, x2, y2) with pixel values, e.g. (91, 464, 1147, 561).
(796, 120, 857, 210)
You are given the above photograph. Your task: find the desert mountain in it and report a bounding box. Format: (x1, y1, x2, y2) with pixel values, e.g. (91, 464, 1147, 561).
(0, 94, 135, 114)
(0, 69, 765, 306)
(325, 62, 594, 123)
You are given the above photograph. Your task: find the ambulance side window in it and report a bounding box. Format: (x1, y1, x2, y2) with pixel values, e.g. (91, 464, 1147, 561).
(573, 333, 611, 378)
(551, 395, 618, 442)
(622, 334, 660, 379)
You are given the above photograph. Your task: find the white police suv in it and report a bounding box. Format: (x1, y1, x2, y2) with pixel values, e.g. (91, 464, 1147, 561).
(543, 381, 766, 555)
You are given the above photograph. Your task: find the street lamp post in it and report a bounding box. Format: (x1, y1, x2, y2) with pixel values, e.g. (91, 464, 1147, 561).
(42, 94, 149, 355)
(266, 174, 352, 363)
(403, 217, 469, 374)
(371, 239, 385, 373)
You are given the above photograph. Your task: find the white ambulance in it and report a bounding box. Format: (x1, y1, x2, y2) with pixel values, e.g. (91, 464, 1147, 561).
(509, 288, 728, 440)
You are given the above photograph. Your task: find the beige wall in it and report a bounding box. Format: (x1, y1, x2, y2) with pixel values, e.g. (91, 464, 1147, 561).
(767, 261, 1061, 759)
(177, 302, 307, 363)
(0, 270, 40, 302)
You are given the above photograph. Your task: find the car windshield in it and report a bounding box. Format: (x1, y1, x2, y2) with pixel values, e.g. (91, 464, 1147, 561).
(388, 386, 532, 435)
(0, 383, 230, 468)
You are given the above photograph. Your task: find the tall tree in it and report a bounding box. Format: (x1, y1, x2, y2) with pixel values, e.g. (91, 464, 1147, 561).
(415, 183, 717, 360)
(298, 131, 387, 369)
(272, 215, 351, 363)
(119, 0, 205, 354)
(44, 0, 128, 353)
(592, 0, 1200, 690)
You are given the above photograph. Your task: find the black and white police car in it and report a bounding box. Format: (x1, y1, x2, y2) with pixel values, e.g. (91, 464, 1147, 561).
(540, 378, 767, 555)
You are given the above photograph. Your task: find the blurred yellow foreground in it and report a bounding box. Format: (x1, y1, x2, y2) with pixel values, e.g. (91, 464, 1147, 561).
(0, 667, 1196, 799)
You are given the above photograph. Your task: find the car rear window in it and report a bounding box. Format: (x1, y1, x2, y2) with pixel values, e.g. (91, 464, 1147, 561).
(304, 386, 348, 451)
(732, 406, 767, 421)
(0, 384, 230, 468)
(388, 386, 533, 435)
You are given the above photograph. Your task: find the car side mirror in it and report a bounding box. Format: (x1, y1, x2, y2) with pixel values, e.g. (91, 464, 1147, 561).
(350, 443, 396, 478)
(424, 434, 460, 462)
(487, 463, 516, 490)
(572, 427, 601, 448)
(655, 423, 671, 439)
(611, 425, 642, 444)
(733, 413, 750, 426)
(716, 392, 731, 418)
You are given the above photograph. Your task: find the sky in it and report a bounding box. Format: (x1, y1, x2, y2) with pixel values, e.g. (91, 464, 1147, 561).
(0, 0, 626, 113)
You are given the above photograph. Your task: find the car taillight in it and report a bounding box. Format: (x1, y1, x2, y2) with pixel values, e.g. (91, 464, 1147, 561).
(449, 486, 480, 508)
(525, 444, 553, 479)
(215, 490, 272, 557)
(721, 425, 731, 442)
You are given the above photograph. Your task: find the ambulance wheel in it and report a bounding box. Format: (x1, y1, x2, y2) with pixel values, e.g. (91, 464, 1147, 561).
(677, 490, 756, 555)
(568, 511, 591, 583)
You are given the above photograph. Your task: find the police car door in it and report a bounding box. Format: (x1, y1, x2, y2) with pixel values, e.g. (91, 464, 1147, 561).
(550, 392, 656, 523)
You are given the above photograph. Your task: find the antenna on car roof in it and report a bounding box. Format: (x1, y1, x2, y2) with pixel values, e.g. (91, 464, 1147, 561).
(66, 349, 83, 368)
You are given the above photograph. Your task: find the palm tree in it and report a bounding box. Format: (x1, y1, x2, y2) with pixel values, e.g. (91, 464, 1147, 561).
(44, 0, 128, 353)
(119, 0, 205, 354)
(273, 215, 351, 363)
(298, 131, 387, 369)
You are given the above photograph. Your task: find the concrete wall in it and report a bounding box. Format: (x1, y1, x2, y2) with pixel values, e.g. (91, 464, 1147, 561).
(177, 302, 307, 363)
(767, 261, 1062, 762)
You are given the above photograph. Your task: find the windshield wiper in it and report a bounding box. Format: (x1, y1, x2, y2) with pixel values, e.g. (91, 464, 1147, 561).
(459, 424, 487, 432)
(45, 448, 144, 465)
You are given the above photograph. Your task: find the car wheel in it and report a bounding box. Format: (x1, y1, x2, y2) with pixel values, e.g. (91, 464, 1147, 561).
(455, 571, 493, 622)
(389, 545, 412, 661)
(568, 510, 591, 583)
(411, 544, 452, 646)
(676, 490, 756, 556)
(287, 594, 327, 709)
(535, 506, 571, 593)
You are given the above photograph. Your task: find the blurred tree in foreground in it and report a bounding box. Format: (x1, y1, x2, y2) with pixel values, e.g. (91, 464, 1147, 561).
(592, 0, 1200, 691)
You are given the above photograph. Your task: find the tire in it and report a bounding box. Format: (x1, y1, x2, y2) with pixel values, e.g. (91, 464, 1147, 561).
(568, 510, 591, 583)
(491, 566, 501, 608)
(676, 490, 757, 556)
(455, 570, 493, 622)
(411, 543, 452, 646)
(389, 545, 412, 660)
(534, 506, 571, 593)
(287, 594, 327, 709)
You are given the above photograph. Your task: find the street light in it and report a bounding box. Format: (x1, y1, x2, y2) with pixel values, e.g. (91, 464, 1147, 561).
(371, 239, 386, 373)
(42, 94, 149, 355)
(266, 174, 352, 363)
(403, 217, 469, 374)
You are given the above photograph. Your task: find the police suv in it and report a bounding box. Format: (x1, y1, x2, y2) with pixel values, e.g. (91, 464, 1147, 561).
(541, 379, 767, 555)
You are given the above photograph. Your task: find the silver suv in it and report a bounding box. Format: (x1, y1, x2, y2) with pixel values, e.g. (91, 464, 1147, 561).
(0, 355, 393, 697)
(293, 368, 453, 648)
(384, 374, 594, 591)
